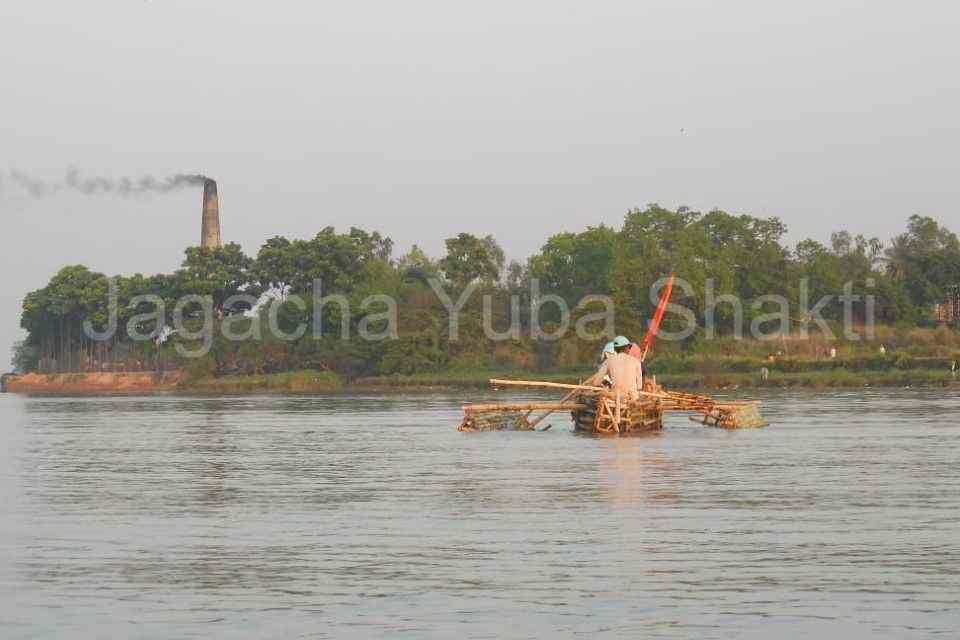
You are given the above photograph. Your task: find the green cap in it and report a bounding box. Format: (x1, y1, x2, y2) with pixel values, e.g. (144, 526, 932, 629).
(613, 335, 631, 348)
(602, 341, 616, 354)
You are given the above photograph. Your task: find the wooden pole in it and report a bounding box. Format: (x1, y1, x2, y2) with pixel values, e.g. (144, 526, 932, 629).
(463, 402, 590, 412)
(615, 390, 621, 429)
(490, 379, 605, 392)
(525, 372, 602, 430)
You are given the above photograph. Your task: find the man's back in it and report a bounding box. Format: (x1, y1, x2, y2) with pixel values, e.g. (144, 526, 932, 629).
(598, 352, 643, 399)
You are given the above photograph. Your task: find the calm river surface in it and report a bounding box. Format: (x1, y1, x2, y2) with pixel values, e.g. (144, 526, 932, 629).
(1, 388, 958, 638)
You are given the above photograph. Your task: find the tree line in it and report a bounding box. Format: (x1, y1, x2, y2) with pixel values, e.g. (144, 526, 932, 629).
(13, 206, 960, 376)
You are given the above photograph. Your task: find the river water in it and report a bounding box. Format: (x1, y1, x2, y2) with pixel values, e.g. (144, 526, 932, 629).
(0, 388, 958, 638)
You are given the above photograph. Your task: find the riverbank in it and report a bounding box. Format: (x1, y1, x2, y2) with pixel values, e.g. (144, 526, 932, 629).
(0, 371, 340, 395)
(4, 366, 958, 395)
(2, 372, 183, 394)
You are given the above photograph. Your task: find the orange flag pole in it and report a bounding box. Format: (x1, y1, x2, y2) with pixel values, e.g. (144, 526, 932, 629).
(641, 274, 675, 360)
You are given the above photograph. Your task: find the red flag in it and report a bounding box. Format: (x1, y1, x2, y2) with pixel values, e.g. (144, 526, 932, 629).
(641, 275, 675, 358)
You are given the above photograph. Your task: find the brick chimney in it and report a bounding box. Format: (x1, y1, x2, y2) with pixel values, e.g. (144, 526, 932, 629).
(201, 178, 221, 248)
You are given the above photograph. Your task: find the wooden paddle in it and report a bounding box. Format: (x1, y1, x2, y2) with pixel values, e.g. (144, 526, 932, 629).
(519, 373, 602, 430)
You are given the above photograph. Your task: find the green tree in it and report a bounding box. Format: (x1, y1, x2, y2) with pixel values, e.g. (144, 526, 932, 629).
(11, 340, 39, 373)
(177, 243, 254, 311)
(697, 210, 789, 301)
(884, 215, 960, 309)
(396, 244, 439, 285)
(20, 265, 113, 370)
(253, 236, 296, 293)
(612, 205, 732, 334)
(252, 227, 393, 295)
(529, 225, 617, 304)
(439, 233, 503, 286)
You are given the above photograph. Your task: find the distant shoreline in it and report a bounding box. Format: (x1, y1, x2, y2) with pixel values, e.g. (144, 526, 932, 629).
(3, 368, 958, 396)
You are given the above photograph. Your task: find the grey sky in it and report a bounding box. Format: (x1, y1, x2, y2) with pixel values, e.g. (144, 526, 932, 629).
(2, 0, 958, 357)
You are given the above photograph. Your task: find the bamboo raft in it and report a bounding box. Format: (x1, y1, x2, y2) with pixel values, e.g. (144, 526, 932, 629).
(458, 379, 766, 433)
(569, 393, 664, 434)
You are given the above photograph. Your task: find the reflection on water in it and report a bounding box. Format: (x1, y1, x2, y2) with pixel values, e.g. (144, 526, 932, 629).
(1, 388, 959, 639)
(599, 439, 685, 507)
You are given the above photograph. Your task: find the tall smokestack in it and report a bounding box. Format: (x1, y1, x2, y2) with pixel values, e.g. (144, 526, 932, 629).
(200, 178, 221, 248)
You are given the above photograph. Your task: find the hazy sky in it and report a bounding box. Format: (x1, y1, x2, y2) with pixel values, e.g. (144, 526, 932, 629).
(2, 0, 958, 357)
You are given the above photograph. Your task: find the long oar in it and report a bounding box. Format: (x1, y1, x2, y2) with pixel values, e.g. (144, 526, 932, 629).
(491, 379, 604, 392)
(509, 374, 601, 430)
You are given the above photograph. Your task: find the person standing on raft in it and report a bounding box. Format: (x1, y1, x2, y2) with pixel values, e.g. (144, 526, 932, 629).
(595, 335, 644, 400)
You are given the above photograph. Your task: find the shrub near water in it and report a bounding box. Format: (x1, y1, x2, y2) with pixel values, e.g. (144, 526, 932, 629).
(180, 370, 342, 393)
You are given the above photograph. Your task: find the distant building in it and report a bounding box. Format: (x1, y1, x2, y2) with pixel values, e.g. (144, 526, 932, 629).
(934, 285, 960, 325)
(934, 303, 950, 323)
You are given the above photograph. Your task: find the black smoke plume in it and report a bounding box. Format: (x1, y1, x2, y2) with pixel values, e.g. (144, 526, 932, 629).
(3, 168, 210, 198)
